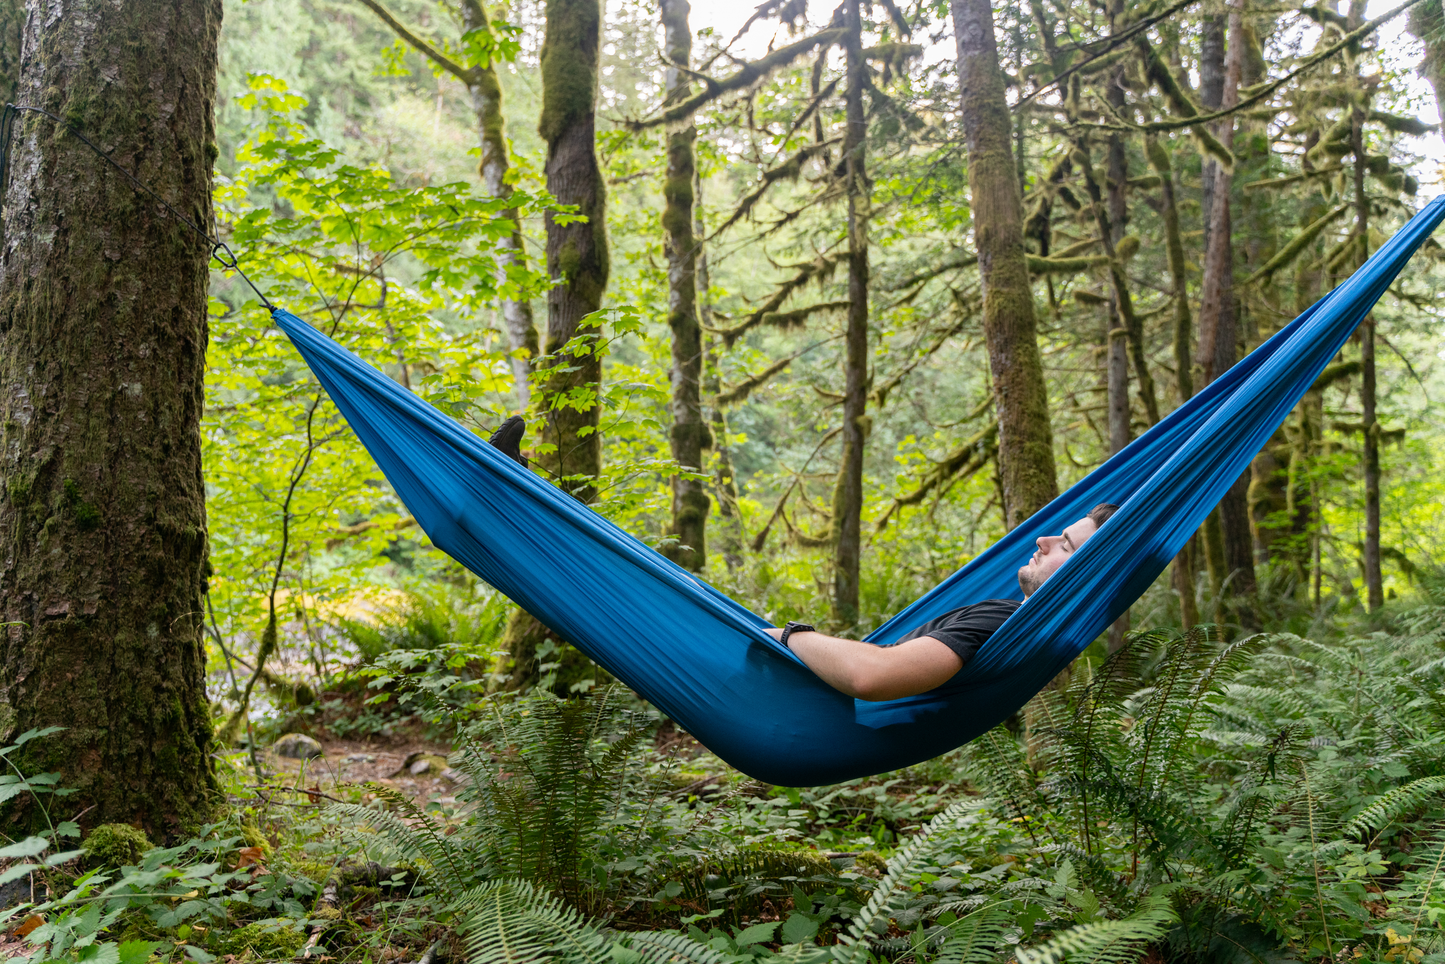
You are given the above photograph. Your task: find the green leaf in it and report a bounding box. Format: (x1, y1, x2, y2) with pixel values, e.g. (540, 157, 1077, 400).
(734, 921, 779, 946)
(182, 944, 217, 964)
(77, 943, 121, 964)
(117, 941, 164, 964)
(780, 913, 818, 944)
(7, 725, 65, 750)
(0, 862, 36, 885)
(0, 836, 48, 859)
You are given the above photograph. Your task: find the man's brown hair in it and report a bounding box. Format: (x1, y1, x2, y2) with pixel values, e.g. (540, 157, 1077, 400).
(1088, 503, 1120, 527)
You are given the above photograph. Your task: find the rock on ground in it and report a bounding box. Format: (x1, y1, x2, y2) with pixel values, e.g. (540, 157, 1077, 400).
(273, 733, 324, 760)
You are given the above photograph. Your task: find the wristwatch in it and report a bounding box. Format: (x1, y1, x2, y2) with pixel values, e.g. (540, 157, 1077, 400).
(779, 621, 816, 648)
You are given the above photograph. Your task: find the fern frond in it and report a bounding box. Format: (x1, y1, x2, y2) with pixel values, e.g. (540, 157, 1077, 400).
(457, 878, 612, 964)
(837, 798, 980, 957)
(329, 785, 474, 898)
(933, 903, 1014, 964)
(1016, 890, 1177, 964)
(623, 931, 739, 964)
(1342, 775, 1445, 839)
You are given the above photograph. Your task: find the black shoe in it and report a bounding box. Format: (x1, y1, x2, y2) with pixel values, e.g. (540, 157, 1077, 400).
(488, 415, 529, 468)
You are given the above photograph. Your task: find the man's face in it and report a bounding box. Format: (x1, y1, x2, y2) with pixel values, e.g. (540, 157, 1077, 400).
(1017, 516, 1099, 597)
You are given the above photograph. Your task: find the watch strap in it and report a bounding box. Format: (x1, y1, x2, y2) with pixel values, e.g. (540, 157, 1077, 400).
(780, 620, 816, 648)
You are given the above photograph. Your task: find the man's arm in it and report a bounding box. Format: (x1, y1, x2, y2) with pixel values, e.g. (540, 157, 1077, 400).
(763, 627, 963, 701)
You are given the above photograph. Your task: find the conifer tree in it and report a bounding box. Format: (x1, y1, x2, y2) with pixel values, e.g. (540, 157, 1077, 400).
(0, 0, 222, 835)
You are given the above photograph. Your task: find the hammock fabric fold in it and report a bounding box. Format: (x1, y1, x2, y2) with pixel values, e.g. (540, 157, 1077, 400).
(273, 196, 1445, 786)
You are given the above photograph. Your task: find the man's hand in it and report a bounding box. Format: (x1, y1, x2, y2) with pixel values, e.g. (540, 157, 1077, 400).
(762, 625, 963, 701)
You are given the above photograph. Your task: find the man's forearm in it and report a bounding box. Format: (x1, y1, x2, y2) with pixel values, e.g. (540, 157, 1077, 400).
(783, 630, 875, 698)
(764, 627, 963, 701)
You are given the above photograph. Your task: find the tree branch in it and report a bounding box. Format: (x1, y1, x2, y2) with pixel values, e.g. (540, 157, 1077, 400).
(356, 0, 476, 84)
(629, 28, 848, 131)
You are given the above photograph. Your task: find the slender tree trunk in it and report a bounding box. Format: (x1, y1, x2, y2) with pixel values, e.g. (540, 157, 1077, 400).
(1352, 92, 1383, 610)
(463, 0, 538, 406)
(659, 0, 708, 573)
(696, 176, 744, 570)
(1196, 2, 1256, 625)
(831, 0, 869, 628)
(952, 0, 1058, 529)
(0, 0, 222, 836)
(1199, 13, 1225, 256)
(1148, 135, 1198, 629)
(1104, 57, 1132, 653)
(501, 0, 610, 692)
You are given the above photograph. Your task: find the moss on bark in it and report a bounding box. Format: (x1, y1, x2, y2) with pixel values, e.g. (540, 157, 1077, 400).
(502, 0, 611, 690)
(0, 0, 222, 837)
(951, 0, 1058, 528)
(659, 0, 708, 573)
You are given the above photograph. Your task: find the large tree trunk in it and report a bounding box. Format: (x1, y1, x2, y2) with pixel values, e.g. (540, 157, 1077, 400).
(0, 0, 221, 836)
(952, 0, 1057, 529)
(500, 0, 610, 693)
(1195, 3, 1256, 625)
(536, 0, 607, 497)
(659, 0, 708, 573)
(463, 0, 538, 406)
(831, 0, 869, 629)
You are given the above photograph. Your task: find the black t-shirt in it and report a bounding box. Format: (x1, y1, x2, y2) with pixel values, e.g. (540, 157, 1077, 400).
(894, 598, 1022, 667)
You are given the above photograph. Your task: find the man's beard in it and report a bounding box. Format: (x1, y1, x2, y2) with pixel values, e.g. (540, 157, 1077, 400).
(1018, 564, 1044, 598)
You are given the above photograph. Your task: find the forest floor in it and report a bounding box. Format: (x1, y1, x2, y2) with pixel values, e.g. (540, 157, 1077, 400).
(250, 718, 716, 807)
(255, 735, 461, 807)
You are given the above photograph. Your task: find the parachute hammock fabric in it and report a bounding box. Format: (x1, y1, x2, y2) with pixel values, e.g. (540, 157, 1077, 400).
(273, 197, 1445, 786)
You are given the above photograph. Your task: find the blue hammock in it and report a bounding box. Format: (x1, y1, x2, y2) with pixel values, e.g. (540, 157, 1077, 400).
(272, 197, 1445, 786)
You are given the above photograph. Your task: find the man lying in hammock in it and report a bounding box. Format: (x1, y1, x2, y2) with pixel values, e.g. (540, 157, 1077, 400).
(486, 419, 1115, 703)
(763, 503, 1119, 701)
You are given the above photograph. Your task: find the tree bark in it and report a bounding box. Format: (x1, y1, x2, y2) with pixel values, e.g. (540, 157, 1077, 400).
(462, 0, 539, 406)
(1147, 135, 1198, 629)
(0, 0, 221, 836)
(831, 0, 869, 629)
(500, 0, 610, 691)
(1408, 0, 1445, 123)
(952, 0, 1058, 529)
(696, 181, 743, 571)
(0, 0, 18, 104)
(659, 0, 708, 573)
(1352, 84, 1383, 610)
(1196, 2, 1256, 624)
(536, 0, 607, 499)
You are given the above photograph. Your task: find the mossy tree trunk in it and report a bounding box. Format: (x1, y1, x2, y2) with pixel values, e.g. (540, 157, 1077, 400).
(0, 0, 18, 104)
(696, 178, 744, 571)
(1350, 45, 1384, 611)
(951, 0, 1058, 529)
(500, 0, 610, 692)
(0, 0, 222, 836)
(659, 0, 708, 573)
(1196, 2, 1256, 625)
(830, 0, 869, 629)
(1148, 135, 1199, 629)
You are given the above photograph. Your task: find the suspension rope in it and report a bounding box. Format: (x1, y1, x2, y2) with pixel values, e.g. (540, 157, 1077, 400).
(0, 102, 275, 312)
